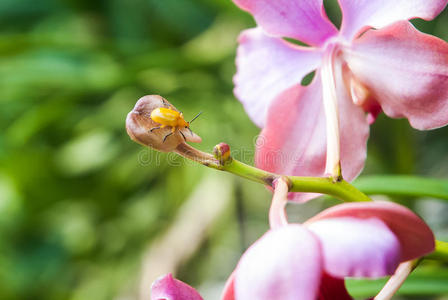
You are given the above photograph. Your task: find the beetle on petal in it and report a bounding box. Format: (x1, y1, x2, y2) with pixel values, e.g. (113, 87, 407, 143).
(126, 95, 202, 152)
(150, 100, 202, 143)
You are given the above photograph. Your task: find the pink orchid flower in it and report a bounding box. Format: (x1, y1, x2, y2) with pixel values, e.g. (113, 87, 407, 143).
(221, 201, 435, 300)
(232, 0, 448, 201)
(150, 202, 434, 300)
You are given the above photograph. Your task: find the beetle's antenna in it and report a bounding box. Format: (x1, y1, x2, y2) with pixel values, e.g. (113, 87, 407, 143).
(189, 111, 202, 124)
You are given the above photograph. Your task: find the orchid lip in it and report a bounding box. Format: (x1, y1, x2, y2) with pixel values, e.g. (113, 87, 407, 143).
(349, 76, 370, 106)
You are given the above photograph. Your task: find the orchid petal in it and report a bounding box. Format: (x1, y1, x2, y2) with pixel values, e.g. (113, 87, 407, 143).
(232, 0, 337, 46)
(345, 21, 448, 130)
(308, 217, 401, 278)
(151, 273, 203, 300)
(234, 27, 322, 127)
(234, 225, 322, 300)
(255, 69, 368, 202)
(339, 0, 448, 40)
(307, 201, 435, 261)
(255, 79, 326, 202)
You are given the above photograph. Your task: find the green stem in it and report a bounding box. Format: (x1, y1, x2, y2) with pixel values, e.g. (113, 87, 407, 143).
(221, 158, 371, 203)
(175, 143, 371, 203)
(426, 240, 448, 262)
(291, 176, 372, 202)
(221, 158, 275, 185)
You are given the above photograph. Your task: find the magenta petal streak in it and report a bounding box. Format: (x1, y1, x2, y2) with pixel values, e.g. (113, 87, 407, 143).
(151, 273, 203, 300)
(220, 273, 235, 300)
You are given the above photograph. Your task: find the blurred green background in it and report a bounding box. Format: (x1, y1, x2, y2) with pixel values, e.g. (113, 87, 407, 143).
(0, 0, 447, 299)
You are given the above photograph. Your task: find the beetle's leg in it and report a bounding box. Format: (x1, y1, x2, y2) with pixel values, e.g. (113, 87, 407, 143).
(179, 130, 186, 142)
(188, 127, 193, 136)
(163, 132, 173, 143)
(150, 124, 166, 132)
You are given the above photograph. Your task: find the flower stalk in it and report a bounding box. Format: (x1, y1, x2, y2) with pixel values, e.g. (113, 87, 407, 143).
(321, 43, 342, 180)
(211, 143, 371, 203)
(269, 177, 290, 228)
(374, 259, 421, 300)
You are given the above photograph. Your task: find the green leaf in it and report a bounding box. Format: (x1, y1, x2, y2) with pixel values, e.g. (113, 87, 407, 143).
(354, 175, 448, 200)
(347, 266, 448, 297)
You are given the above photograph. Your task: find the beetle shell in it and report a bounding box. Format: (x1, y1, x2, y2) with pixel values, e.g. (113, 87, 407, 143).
(150, 107, 189, 128)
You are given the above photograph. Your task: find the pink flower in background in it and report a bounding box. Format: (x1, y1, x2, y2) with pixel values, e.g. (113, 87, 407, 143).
(232, 0, 448, 201)
(150, 202, 435, 300)
(221, 201, 435, 300)
(151, 273, 203, 300)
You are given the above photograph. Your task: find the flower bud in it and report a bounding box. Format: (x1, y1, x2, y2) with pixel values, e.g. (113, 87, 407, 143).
(213, 142, 232, 165)
(126, 95, 202, 152)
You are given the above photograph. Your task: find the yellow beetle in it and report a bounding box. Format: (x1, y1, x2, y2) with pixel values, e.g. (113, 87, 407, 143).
(150, 106, 202, 142)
